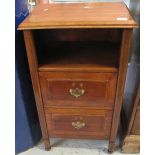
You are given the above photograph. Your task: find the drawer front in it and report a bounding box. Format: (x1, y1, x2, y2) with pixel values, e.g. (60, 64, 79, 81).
(45, 108, 113, 139)
(39, 72, 117, 108)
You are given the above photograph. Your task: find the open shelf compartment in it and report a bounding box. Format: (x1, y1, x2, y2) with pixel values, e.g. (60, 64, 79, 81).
(33, 29, 122, 72)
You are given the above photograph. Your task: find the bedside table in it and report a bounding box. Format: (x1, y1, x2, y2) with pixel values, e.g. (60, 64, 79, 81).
(18, 2, 137, 153)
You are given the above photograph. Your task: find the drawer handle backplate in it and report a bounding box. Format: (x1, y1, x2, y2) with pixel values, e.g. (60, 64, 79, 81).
(69, 88, 85, 98)
(72, 121, 85, 130)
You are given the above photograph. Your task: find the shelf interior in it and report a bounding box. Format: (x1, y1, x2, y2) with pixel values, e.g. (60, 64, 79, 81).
(37, 41, 119, 72)
(33, 29, 122, 72)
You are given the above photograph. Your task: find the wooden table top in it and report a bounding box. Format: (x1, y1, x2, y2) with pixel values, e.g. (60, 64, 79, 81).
(18, 2, 138, 30)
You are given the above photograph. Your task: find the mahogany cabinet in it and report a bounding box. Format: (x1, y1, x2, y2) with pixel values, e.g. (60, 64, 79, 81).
(18, 2, 137, 153)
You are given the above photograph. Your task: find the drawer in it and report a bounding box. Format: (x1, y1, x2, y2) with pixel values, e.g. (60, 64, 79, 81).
(39, 72, 117, 108)
(45, 108, 113, 139)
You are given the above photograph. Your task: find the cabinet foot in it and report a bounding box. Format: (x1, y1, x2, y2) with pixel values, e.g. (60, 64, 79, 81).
(44, 139, 51, 151)
(45, 146, 51, 151)
(108, 149, 114, 154)
(108, 141, 115, 154)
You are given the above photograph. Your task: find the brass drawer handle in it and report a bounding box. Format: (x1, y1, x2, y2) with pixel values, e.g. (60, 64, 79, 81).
(69, 88, 85, 98)
(72, 121, 85, 130)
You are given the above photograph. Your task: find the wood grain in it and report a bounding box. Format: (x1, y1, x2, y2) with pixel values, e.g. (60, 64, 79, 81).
(127, 86, 140, 134)
(121, 85, 140, 153)
(33, 29, 122, 42)
(23, 30, 51, 150)
(20, 3, 137, 151)
(108, 29, 133, 152)
(121, 135, 140, 153)
(36, 41, 119, 72)
(39, 72, 117, 109)
(45, 108, 113, 139)
(18, 2, 138, 30)
(131, 104, 140, 135)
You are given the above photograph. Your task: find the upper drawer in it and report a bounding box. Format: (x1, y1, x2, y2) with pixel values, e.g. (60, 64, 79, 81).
(39, 72, 117, 109)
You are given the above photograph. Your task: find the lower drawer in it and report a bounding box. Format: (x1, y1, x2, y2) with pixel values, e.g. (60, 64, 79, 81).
(45, 108, 113, 139)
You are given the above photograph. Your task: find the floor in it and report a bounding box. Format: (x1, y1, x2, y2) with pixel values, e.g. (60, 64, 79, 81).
(18, 138, 139, 155)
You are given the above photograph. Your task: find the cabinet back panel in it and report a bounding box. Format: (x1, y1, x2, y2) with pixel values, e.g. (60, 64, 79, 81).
(33, 29, 122, 43)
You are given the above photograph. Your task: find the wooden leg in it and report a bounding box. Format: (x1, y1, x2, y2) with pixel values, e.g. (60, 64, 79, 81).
(108, 141, 115, 154)
(44, 139, 51, 151)
(23, 30, 52, 151)
(108, 29, 133, 154)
